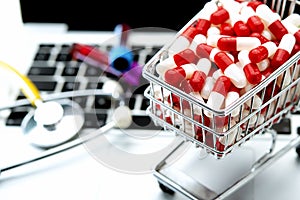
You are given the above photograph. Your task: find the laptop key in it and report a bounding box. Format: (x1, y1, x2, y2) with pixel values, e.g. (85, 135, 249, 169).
(62, 81, 80, 91)
(83, 113, 107, 128)
(94, 95, 112, 109)
(34, 53, 51, 61)
(85, 66, 102, 76)
(141, 97, 150, 110)
(128, 115, 162, 130)
(123, 96, 136, 110)
(71, 96, 88, 108)
(28, 67, 56, 76)
(6, 109, 29, 126)
(32, 81, 57, 91)
(56, 53, 72, 62)
(38, 44, 55, 54)
(62, 66, 80, 76)
(86, 82, 104, 89)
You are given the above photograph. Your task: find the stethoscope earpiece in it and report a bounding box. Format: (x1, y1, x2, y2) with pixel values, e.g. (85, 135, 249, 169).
(21, 99, 85, 148)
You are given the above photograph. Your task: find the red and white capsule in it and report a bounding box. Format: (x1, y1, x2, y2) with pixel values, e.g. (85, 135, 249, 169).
(238, 50, 263, 85)
(220, 0, 243, 13)
(210, 6, 230, 25)
(207, 26, 221, 36)
(225, 84, 240, 117)
(206, 75, 232, 116)
(216, 36, 261, 51)
(189, 70, 207, 92)
(220, 23, 235, 36)
(256, 4, 288, 41)
(156, 48, 197, 76)
(250, 32, 270, 44)
(240, 6, 264, 34)
(189, 56, 213, 92)
(191, 1, 218, 37)
(246, 0, 263, 11)
(271, 33, 296, 70)
(169, 25, 200, 54)
(248, 41, 277, 63)
(194, 1, 218, 21)
(257, 58, 271, 72)
(196, 57, 211, 75)
(189, 34, 207, 52)
(201, 76, 215, 100)
(196, 43, 234, 62)
(283, 13, 300, 27)
(213, 51, 247, 88)
(230, 12, 251, 36)
(282, 20, 300, 45)
(164, 63, 197, 87)
(242, 84, 263, 109)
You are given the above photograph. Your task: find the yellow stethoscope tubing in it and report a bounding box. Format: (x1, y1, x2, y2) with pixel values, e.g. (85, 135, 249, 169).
(0, 60, 42, 107)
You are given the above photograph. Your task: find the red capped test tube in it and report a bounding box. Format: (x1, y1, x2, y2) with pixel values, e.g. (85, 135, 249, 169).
(248, 41, 277, 63)
(271, 33, 296, 70)
(214, 51, 247, 88)
(256, 4, 288, 41)
(240, 6, 264, 34)
(238, 50, 263, 85)
(216, 36, 261, 51)
(206, 75, 232, 113)
(156, 48, 198, 76)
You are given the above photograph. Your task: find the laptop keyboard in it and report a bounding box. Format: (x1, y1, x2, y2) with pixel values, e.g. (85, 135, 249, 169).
(4, 43, 297, 135)
(5, 43, 163, 131)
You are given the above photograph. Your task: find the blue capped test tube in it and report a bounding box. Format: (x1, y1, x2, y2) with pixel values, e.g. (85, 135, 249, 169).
(109, 24, 133, 73)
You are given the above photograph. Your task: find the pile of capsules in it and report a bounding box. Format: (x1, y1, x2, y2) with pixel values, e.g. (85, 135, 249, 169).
(153, 0, 300, 151)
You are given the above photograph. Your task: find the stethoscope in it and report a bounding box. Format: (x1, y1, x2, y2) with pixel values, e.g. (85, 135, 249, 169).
(0, 23, 167, 175)
(0, 23, 136, 148)
(0, 58, 133, 174)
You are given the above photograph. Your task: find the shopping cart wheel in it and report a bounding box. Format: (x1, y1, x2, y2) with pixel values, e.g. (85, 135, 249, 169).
(158, 181, 175, 195)
(296, 127, 300, 157)
(296, 145, 300, 157)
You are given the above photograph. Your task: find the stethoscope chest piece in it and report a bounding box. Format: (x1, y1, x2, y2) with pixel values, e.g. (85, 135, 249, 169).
(21, 99, 85, 148)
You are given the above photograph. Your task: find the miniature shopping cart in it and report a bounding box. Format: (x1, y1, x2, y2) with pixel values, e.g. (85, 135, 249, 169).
(142, 0, 300, 199)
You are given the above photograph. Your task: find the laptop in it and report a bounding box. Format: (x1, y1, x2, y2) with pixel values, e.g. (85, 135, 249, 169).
(0, 0, 300, 200)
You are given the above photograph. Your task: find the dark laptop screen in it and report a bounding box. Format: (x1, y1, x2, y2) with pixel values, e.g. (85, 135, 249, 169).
(20, 0, 208, 31)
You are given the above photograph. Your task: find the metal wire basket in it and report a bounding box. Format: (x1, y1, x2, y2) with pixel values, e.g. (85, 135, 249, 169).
(143, 0, 300, 159)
